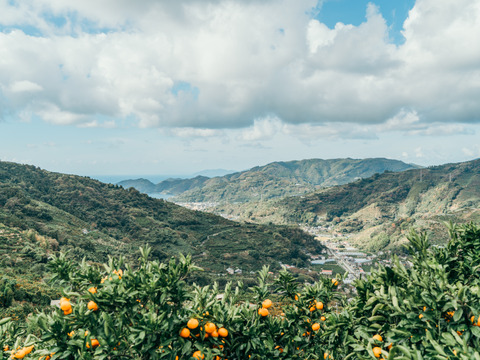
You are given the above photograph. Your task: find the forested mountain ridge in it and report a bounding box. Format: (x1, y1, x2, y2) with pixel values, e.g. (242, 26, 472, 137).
(0, 161, 322, 273)
(119, 158, 419, 203)
(218, 159, 480, 250)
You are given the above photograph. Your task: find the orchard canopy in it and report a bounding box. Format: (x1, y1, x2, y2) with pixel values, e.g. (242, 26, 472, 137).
(1, 223, 480, 359)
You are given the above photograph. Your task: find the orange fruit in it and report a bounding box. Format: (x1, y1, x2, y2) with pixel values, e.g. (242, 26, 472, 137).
(316, 301, 324, 310)
(60, 301, 71, 311)
(87, 301, 98, 311)
(321, 316, 326, 321)
(86, 339, 100, 348)
(63, 308, 72, 315)
(179, 328, 190, 338)
(218, 327, 228, 337)
(193, 350, 204, 359)
(373, 334, 383, 342)
(211, 330, 219, 338)
(262, 299, 272, 309)
(373, 346, 382, 358)
(12, 349, 27, 359)
(88, 287, 97, 294)
(205, 322, 216, 334)
(187, 318, 199, 329)
(309, 306, 316, 312)
(312, 323, 320, 331)
(258, 308, 269, 317)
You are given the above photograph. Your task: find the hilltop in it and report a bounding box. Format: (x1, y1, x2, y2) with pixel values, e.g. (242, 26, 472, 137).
(216, 159, 480, 251)
(119, 158, 419, 203)
(0, 161, 322, 274)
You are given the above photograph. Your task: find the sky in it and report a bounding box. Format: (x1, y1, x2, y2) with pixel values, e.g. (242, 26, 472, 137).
(1, 0, 480, 179)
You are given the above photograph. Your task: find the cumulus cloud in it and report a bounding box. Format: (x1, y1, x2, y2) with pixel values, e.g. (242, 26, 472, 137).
(239, 116, 284, 141)
(0, 0, 479, 137)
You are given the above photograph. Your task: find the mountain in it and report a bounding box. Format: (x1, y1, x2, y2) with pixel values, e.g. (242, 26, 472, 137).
(119, 158, 420, 203)
(221, 159, 480, 251)
(116, 178, 157, 193)
(0, 161, 323, 274)
(171, 158, 420, 203)
(191, 169, 236, 177)
(117, 176, 210, 196)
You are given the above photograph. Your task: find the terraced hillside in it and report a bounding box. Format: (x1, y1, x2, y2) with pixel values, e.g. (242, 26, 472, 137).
(217, 159, 480, 250)
(0, 161, 322, 273)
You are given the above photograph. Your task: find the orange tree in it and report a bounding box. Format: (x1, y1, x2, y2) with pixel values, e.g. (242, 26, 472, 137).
(1, 223, 480, 359)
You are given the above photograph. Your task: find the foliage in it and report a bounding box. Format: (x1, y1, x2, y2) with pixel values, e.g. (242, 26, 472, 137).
(218, 159, 480, 251)
(2, 223, 480, 359)
(0, 161, 323, 273)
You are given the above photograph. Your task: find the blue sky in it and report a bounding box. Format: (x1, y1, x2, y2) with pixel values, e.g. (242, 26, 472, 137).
(318, 0, 415, 43)
(1, 0, 479, 179)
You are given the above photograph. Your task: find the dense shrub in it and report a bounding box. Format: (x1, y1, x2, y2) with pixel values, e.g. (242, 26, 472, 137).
(1, 223, 480, 359)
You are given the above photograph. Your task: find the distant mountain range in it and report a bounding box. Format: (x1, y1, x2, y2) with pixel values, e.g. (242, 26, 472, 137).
(217, 159, 480, 251)
(118, 158, 420, 203)
(0, 161, 322, 273)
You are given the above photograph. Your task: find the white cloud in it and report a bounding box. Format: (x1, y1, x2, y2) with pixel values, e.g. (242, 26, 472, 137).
(239, 116, 284, 141)
(9, 80, 43, 93)
(169, 127, 224, 138)
(0, 0, 479, 136)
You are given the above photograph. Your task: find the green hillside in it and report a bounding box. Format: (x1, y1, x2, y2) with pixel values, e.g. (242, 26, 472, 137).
(0, 161, 322, 273)
(154, 158, 419, 203)
(217, 159, 480, 250)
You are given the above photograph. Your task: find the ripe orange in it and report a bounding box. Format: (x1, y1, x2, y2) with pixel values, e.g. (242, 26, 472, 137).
(63, 308, 72, 315)
(262, 299, 272, 309)
(179, 328, 190, 338)
(372, 346, 382, 358)
(193, 350, 204, 359)
(312, 323, 320, 331)
(205, 322, 216, 334)
(87, 301, 98, 311)
(86, 339, 100, 348)
(187, 318, 199, 329)
(88, 287, 97, 294)
(321, 316, 326, 321)
(218, 327, 228, 337)
(258, 308, 269, 317)
(373, 334, 383, 342)
(60, 301, 71, 311)
(316, 301, 324, 310)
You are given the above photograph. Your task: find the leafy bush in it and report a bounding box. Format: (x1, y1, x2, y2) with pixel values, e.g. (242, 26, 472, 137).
(2, 223, 480, 359)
